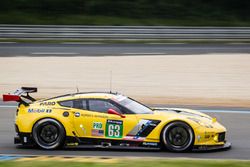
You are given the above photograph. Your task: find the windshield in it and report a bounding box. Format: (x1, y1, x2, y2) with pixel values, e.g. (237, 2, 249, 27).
(115, 96, 153, 114)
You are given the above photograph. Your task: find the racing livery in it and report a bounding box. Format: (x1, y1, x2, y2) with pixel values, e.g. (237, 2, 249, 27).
(3, 87, 231, 152)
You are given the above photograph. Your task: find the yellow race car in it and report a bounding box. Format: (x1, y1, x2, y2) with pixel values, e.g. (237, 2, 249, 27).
(3, 87, 231, 152)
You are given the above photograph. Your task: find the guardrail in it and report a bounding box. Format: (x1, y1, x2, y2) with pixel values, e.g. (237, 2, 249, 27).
(0, 24, 250, 41)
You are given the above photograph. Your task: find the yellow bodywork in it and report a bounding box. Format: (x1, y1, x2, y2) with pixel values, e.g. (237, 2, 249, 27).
(15, 93, 227, 147)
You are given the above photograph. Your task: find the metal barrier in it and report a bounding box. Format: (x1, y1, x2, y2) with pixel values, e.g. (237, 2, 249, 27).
(0, 24, 250, 40)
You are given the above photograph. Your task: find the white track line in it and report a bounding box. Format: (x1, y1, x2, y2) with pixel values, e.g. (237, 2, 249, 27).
(199, 109, 250, 114)
(148, 43, 186, 45)
(122, 52, 166, 55)
(0, 105, 17, 108)
(31, 52, 79, 55)
(62, 42, 103, 45)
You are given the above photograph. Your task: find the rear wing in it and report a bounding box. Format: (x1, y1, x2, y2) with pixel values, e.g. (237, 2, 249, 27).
(3, 87, 37, 105)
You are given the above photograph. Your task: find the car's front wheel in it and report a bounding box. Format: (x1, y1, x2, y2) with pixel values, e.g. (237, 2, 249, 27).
(161, 121, 194, 152)
(32, 118, 65, 150)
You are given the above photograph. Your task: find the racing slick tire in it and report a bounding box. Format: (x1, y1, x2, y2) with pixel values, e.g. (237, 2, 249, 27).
(32, 118, 65, 150)
(161, 121, 194, 152)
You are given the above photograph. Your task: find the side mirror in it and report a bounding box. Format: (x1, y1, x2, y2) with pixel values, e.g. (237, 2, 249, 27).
(108, 108, 126, 118)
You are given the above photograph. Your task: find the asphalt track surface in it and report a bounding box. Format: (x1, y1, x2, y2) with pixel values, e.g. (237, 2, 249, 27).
(1, 102, 250, 159)
(1, 43, 250, 159)
(0, 43, 250, 56)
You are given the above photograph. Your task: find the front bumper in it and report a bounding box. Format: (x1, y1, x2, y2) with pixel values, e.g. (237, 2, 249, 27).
(193, 141, 231, 151)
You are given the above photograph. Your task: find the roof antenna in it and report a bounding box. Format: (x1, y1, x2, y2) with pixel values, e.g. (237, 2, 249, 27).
(76, 86, 79, 93)
(109, 70, 112, 93)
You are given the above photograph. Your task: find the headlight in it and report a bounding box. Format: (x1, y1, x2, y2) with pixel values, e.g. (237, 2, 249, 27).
(188, 117, 213, 128)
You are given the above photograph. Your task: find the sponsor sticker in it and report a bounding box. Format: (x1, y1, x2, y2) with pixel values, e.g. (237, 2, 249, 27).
(74, 112, 80, 117)
(123, 136, 146, 141)
(28, 108, 52, 113)
(105, 120, 123, 138)
(81, 113, 109, 119)
(91, 129, 104, 137)
(142, 142, 158, 147)
(93, 122, 103, 129)
(40, 102, 56, 106)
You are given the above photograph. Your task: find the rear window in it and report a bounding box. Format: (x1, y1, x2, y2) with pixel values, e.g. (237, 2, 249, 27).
(59, 100, 73, 108)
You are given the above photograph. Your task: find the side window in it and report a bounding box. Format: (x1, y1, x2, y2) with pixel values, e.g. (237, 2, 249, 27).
(74, 99, 87, 110)
(88, 99, 121, 113)
(58, 99, 87, 110)
(59, 100, 73, 108)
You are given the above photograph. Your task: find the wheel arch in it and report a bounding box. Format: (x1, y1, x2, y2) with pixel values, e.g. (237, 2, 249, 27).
(30, 112, 76, 137)
(32, 117, 66, 135)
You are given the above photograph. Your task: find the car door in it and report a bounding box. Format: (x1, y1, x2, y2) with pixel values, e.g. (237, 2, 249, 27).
(73, 98, 139, 140)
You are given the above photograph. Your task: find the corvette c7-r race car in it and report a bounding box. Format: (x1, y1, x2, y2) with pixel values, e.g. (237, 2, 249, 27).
(3, 87, 231, 152)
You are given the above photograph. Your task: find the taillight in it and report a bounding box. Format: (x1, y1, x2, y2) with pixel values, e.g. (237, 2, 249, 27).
(15, 124, 19, 133)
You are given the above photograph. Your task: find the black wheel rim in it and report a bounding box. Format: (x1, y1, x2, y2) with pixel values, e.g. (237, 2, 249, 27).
(167, 126, 189, 147)
(39, 124, 58, 144)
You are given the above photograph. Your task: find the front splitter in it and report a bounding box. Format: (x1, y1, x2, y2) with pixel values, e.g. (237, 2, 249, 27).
(193, 141, 231, 152)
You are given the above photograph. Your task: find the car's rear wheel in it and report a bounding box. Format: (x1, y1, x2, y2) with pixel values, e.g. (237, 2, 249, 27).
(32, 118, 65, 150)
(161, 121, 194, 152)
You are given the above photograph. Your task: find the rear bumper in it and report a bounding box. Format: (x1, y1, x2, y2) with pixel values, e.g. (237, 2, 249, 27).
(193, 141, 231, 151)
(14, 133, 33, 145)
(14, 136, 21, 144)
(15, 124, 34, 145)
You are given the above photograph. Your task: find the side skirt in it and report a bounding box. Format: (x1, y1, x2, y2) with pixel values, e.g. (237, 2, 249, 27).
(65, 136, 160, 149)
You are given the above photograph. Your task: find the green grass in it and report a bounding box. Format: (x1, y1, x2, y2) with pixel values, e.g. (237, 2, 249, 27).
(1, 159, 250, 167)
(1, 11, 250, 26)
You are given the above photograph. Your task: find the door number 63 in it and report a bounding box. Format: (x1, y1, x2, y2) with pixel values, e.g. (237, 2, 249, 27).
(108, 124, 121, 138)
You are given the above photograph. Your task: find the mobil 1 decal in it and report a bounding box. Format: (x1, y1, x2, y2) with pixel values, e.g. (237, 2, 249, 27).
(105, 120, 123, 138)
